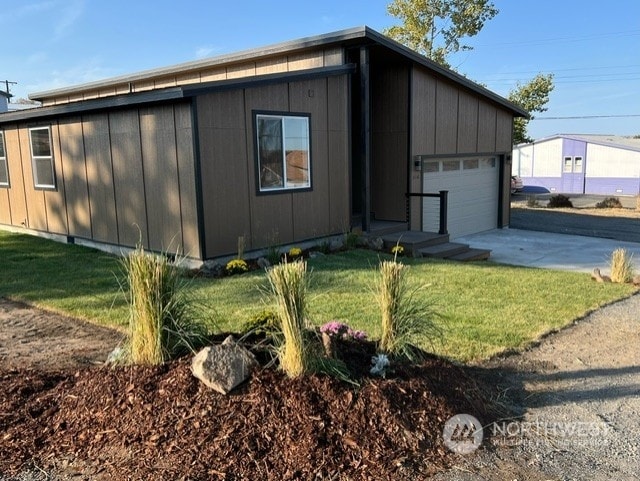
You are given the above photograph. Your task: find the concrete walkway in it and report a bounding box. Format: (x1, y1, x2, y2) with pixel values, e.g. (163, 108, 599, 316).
(457, 228, 640, 274)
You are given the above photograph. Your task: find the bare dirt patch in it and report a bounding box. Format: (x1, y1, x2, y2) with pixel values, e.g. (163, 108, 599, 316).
(0, 299, 124, 371)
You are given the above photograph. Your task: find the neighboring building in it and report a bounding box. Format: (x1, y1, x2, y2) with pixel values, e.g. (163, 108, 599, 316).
(513, 134, 640, 195)
(0, 27, 526, 262)
(0, 90, 10, 113)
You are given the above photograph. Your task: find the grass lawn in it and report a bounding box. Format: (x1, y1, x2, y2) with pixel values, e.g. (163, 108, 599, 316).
(1, 230, 636, 362)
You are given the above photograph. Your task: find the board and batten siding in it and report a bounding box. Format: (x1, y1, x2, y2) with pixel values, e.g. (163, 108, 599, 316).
(42, 47, 344, 107)
(410, 66, 514, 230)
(196, 75, 350, 258)
(0, 103, 201, 259)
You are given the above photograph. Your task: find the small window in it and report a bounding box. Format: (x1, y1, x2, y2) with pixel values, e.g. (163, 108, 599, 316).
(0, 132, 8, 187)
(255, 113, 311, 192)
(442, 160, 460, 171)
(29, 127, 56, 189)
(463, 159, 479, 170)
(563, 156, 573, 173)
(423, 161, 439, 173)
(574, 156, 583, 173)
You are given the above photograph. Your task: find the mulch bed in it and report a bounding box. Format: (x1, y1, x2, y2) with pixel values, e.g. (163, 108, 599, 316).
(0, 339, 496, 480)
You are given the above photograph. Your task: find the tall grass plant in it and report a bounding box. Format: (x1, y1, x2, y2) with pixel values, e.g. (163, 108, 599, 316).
(376, 259, 440, 361)
(267, 260, 311, 377)
(610, 248, 634, 284)
(123, 245, 209, 365)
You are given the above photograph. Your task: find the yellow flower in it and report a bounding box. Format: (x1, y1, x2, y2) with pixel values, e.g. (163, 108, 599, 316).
(288, 247, 303, 258)
(225, 259, 249, 275)
(391, 245, 404, 256)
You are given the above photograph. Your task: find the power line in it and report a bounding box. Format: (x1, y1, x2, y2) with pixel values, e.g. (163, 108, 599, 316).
(534, 114, 640, 120)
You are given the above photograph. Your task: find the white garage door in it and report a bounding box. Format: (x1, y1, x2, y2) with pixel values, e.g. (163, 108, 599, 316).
(422, 156, 499, 238)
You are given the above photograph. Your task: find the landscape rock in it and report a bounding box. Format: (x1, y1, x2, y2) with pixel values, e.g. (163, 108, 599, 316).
(365, 237, 384, 251)
(201, 260, 224, 277)
(329, 239, 344, 252)
(191, 336, 257, 394)
(256, 257, 270, 269)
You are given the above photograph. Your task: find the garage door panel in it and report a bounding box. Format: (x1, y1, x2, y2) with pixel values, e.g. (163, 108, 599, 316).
(422, 157, 498, 238)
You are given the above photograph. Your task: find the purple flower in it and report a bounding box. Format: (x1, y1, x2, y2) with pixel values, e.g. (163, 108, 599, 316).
(320, 321, 367, 341)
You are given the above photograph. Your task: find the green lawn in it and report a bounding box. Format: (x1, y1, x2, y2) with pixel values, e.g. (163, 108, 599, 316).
(1, 231, 635, 362)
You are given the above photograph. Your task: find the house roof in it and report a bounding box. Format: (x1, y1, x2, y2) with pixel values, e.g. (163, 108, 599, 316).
(0, 90, 11, 99)
(517, 134, 640, 153)
(27, 26, 527, 117)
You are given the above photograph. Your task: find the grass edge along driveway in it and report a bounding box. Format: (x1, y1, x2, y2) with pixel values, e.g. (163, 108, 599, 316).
(0, 231, 635, 363)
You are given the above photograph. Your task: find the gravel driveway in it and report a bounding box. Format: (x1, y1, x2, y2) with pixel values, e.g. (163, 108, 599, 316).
(431, 293, 640, 481)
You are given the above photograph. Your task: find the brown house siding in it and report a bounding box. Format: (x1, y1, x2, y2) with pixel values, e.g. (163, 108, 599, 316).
(196, 74, 350, 258)
(0, 103, 201, 259)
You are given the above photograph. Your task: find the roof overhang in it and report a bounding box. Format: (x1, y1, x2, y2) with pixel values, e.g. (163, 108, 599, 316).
(27, 26, 527, 118)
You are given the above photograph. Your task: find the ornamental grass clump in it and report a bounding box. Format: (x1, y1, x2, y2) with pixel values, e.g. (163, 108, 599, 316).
(267, 259, 311, 377)
(376, 259, 440, 362)
(610, 248, 635, 284)
(123, 245, 209, 366)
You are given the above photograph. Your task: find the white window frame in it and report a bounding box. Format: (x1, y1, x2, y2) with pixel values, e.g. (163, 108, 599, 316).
(28, 126, 56, 189)
(0, 131, 8, 187)
(574, 156, 583, 173)
(255, 112, 311, 193)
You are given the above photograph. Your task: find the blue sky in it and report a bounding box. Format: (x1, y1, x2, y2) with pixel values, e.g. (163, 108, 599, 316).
(2, 0, 639, 139)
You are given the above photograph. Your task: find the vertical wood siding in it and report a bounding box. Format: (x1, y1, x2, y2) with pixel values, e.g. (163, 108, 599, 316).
(0, 103, 201, 259)
(41, 48, 342, 107)
(2, 127, 28, 227)
(197, 75, 350, 257)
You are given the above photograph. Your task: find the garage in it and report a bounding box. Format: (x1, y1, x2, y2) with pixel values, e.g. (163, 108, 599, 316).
(422, 156, 500, 238)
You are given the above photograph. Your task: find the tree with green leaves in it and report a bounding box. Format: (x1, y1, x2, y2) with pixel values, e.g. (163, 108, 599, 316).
(508, 74, 555, 144)
(385, 0, 554, 144)
(384, 0, 498, 67)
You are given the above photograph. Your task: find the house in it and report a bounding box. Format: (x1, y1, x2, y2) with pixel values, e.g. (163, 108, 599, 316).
(0, 27, 526, 263)
(513, 134, 640, 196)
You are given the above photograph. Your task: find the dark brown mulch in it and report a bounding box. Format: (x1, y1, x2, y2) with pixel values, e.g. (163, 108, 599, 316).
(0, 344, 495, 481)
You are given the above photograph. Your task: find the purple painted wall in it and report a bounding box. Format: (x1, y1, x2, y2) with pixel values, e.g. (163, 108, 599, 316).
(563, 138, 587, 158)
(520, 176, 563, 193)
(584, 177, 640, 195)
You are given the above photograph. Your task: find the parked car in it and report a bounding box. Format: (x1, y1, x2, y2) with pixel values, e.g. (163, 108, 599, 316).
(511, 175, 523, 194)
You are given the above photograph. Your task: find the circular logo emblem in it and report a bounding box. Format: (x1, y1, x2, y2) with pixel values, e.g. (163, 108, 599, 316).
(442, 414, 483, 454)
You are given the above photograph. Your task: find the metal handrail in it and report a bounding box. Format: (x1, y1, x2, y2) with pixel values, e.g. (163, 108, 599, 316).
(405, 190, 449, 235)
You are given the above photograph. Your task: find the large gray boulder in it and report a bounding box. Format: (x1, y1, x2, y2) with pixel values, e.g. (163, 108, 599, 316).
(191, 336, 258, 394)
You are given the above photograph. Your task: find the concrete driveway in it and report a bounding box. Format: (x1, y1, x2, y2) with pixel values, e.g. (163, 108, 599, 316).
(457, 228, 640, 274)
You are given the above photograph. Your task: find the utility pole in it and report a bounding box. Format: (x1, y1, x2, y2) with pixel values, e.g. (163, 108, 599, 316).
(2, 80, 17, 97)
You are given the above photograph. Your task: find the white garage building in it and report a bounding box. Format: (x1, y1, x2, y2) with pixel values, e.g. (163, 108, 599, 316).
(513, 134, 640, 196)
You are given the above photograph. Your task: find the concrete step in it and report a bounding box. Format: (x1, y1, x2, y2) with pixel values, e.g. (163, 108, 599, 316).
(380, 231, 450, 254)
(418, 242, 470, 259)
(448, 248, 492, 262)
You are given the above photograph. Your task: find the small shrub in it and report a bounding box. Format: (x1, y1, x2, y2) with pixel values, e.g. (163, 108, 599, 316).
(243, 309, 280, 334)
(288, 246, 303, 259)
(225, 258, 248, 275)
(265, 245, 281, 266)
(376, 259, 440, 362)
(636, 195, 640, 212)
(267, 260, 311, 377)
(318, 240, 332, 255)
(526, 195, 540, 208)
(345, 231, 360, 250)
(547, 194, 573, 208)
(595, 197, 623, 209)
(123, 245, 208, 365)
(610, 248, 634, 283)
